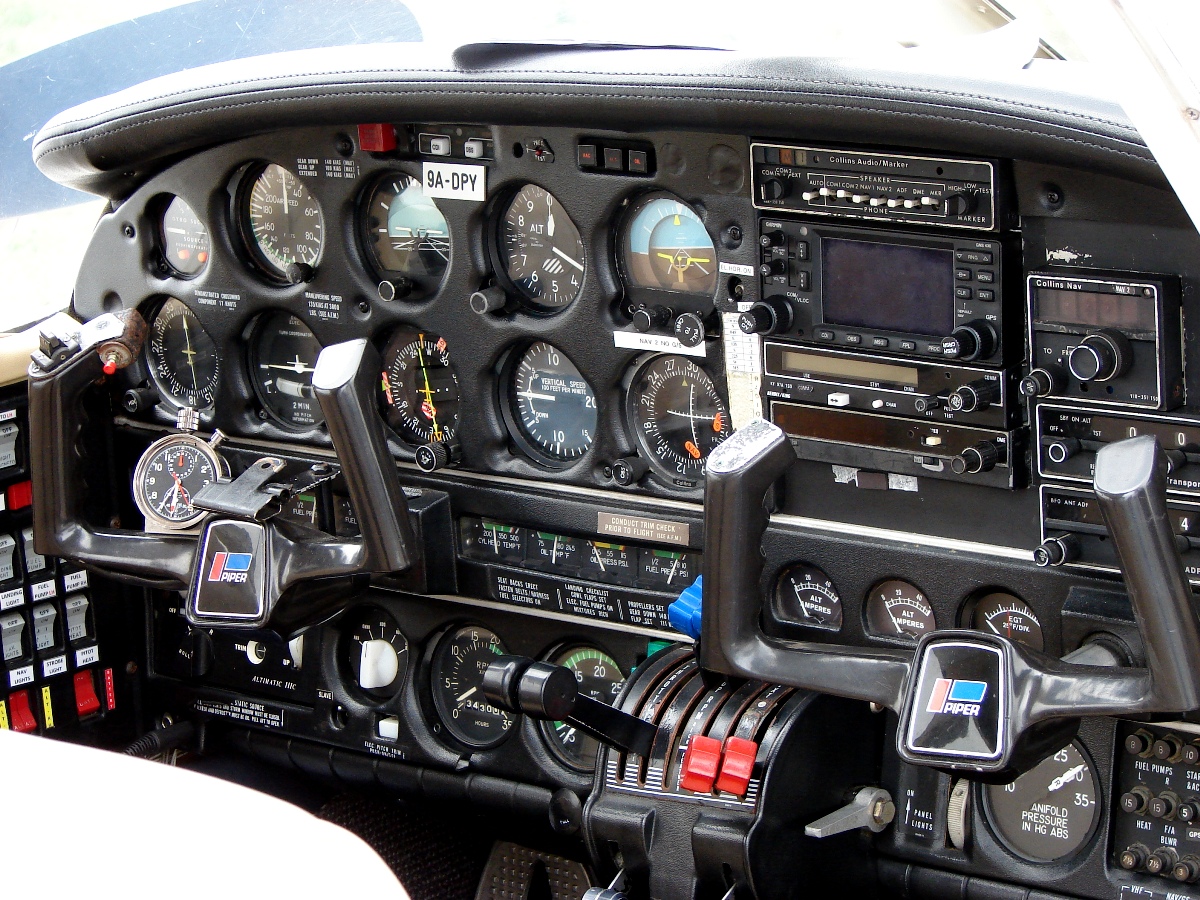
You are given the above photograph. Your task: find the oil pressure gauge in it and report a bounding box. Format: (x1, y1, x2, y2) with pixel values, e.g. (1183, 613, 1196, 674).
(772, 563, 843, 632)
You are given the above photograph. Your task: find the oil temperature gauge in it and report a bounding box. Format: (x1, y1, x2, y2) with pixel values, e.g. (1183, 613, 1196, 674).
(772, 564, 843, 632)
(343, 606, 409, 700)
(865, 579, 937, 641)
(132, 432, 227, 530)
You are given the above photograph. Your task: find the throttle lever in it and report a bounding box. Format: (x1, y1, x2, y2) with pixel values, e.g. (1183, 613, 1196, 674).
(483, 656, 657, 758)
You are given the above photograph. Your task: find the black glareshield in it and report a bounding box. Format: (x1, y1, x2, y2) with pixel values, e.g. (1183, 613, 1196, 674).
(699, 420, 1200, 779)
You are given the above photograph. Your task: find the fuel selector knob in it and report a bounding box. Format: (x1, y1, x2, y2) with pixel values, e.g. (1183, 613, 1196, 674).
(941, 321, 997, 361)
(947, 379, 999, 413)
(951, 440, 1000, 475)
(1067, 329, 1132, 382)
(738, 299, 794, 336)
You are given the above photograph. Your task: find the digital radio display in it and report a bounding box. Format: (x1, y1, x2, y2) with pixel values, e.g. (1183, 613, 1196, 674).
(1034, 287, 1156, 332)
(780, 349, 919, 387)
(822, 238, 955, 336)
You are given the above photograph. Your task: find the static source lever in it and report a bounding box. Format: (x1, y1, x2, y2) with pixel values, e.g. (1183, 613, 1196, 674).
(482, 656, 657, 758)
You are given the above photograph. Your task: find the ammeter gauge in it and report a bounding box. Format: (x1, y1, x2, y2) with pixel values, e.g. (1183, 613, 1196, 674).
(865, 580, 937, 641)
(772, 564, 843, 632)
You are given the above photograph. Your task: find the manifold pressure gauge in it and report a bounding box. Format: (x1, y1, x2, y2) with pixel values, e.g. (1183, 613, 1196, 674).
(133, 432, 227, 531)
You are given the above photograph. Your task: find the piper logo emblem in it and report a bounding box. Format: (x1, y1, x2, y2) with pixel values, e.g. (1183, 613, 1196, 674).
(926, 678, 988, 717)
(207, 552, 253, 584)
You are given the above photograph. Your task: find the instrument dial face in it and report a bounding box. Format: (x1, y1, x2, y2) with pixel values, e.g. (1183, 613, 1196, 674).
(379, 330, 460, 445)
(985, 742, 1100, 862)
(627, 355, 731, 486)
(772, 564, 843, 632)
(249, 312, 325, 429)
(146, 298, 220, 409)
(506, 342, 597, 464)
(343, 606, 409, 701)
(159, 196, 210, 277)
(362, 173, 450, 286)
(132, 434, 221, 529)
(430, 625, 514, 749)
(970, 592, 1044, 651)
(241, 163, 324, 279)
(865, 579, 937, 641)
(620, 194, 717, 296)
(497, 184, 584, 310)
(540, 646, 626, 771)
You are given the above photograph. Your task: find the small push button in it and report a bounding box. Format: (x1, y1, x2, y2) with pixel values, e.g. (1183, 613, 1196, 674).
(356, 124, 396, 153)
(679, 734, 723, 793)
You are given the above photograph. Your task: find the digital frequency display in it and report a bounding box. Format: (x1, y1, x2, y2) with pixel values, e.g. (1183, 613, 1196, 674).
(1034, 287, 1156, 332)
(821, 238, 955, 336)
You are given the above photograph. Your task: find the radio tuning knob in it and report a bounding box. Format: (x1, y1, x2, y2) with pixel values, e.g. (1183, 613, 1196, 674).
(1019, 367, 1063, 399)
(759, 258, 789, 278)
(738, 299, 794, 336)
(759, 231, 787, 248)
(1067, 329, 1132, 382)
(947, 379, 1000, 413)
(913, 395, 944, 413)
(951, 440, 1000, 475)
(1034, 532, 1081, 567)
(761, 179, 789, 202)
(1045, 437, 1082, 464)
(632, 305, 673, 333)
(941, 321, 997, 361)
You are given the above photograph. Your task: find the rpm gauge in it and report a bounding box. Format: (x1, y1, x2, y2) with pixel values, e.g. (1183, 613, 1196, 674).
(505, 342, 597, 465)
(379, 329, 460, 445)
(495, 184, 584, 311)
(985, 741, 1100, 862)
(158, 196, 210, 277)
(620, 193, 717, 296)
(969, 592, 1044, 651)
(132, 433, 225, 530)
(249, 312, 324, 429)
(238, 162, 324, 281)
(626, 355, 731, 487)
(772, 563, 843, 632)
(865, 579, 937, 641)
(430, 625, 514, 749)
(342, 606, 409, 701)
(361, 173, 450, 290)
(146, 297, 220, 409)
(540, 646, 626, 771)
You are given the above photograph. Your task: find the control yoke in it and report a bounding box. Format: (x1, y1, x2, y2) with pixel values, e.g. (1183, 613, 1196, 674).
(28, 312, 415, 635)
(698, 419, 1200, 779)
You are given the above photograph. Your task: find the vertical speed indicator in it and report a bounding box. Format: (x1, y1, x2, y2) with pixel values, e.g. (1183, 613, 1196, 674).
(625, 355, 731, 487)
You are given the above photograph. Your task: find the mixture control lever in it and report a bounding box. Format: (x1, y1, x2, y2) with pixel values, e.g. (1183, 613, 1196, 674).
(482, 656, 657, 758)
(698, 421, 1200, 778)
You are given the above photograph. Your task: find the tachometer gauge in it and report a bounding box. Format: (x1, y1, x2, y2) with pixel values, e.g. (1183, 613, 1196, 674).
(969, 592, 1044, 651)
(540, 646, 625, 771)
(495, 184, 584, 311)
(238, 163, 324, 281)
(361, 173, 450, 290)
(146, 297, 220, 409)
(379, 329, 460, 445)
(132, 432, 225, 530)
(985, 741, 1100, 862)
(625, 355, 731, 486)
(430, 625, 514, 749)
(772, 563, 843, 632)
(158, 196, 210, 277)
(620, 193, 717, 296)
(504, 341, 596, 465)
(865, 579, 937, 641)
(249, 312, 324, 429)
(342, 606, 409, 701)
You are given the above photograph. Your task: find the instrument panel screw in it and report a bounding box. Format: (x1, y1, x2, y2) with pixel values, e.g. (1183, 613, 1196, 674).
(122, 224, 135, 238)
(1187, 108, 1200, 121)
(357, 299, 371, 314)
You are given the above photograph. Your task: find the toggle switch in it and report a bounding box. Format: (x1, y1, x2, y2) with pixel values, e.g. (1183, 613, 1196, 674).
(63, 595, 90, 643)
(30, 603, 56, 652)
(73, 669, 101, 718)
(7, 689, 37, 732)
(1, 611, 25, 661)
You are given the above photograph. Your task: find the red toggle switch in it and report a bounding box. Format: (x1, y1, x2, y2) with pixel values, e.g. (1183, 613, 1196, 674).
(8, 689, 37, 733)
(716, 736, 758, 796)
(6, 480, 32, 511)
(679, 734, 723, 794)
(74, 670, 101, 718)
(357, 123, 397, 153)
